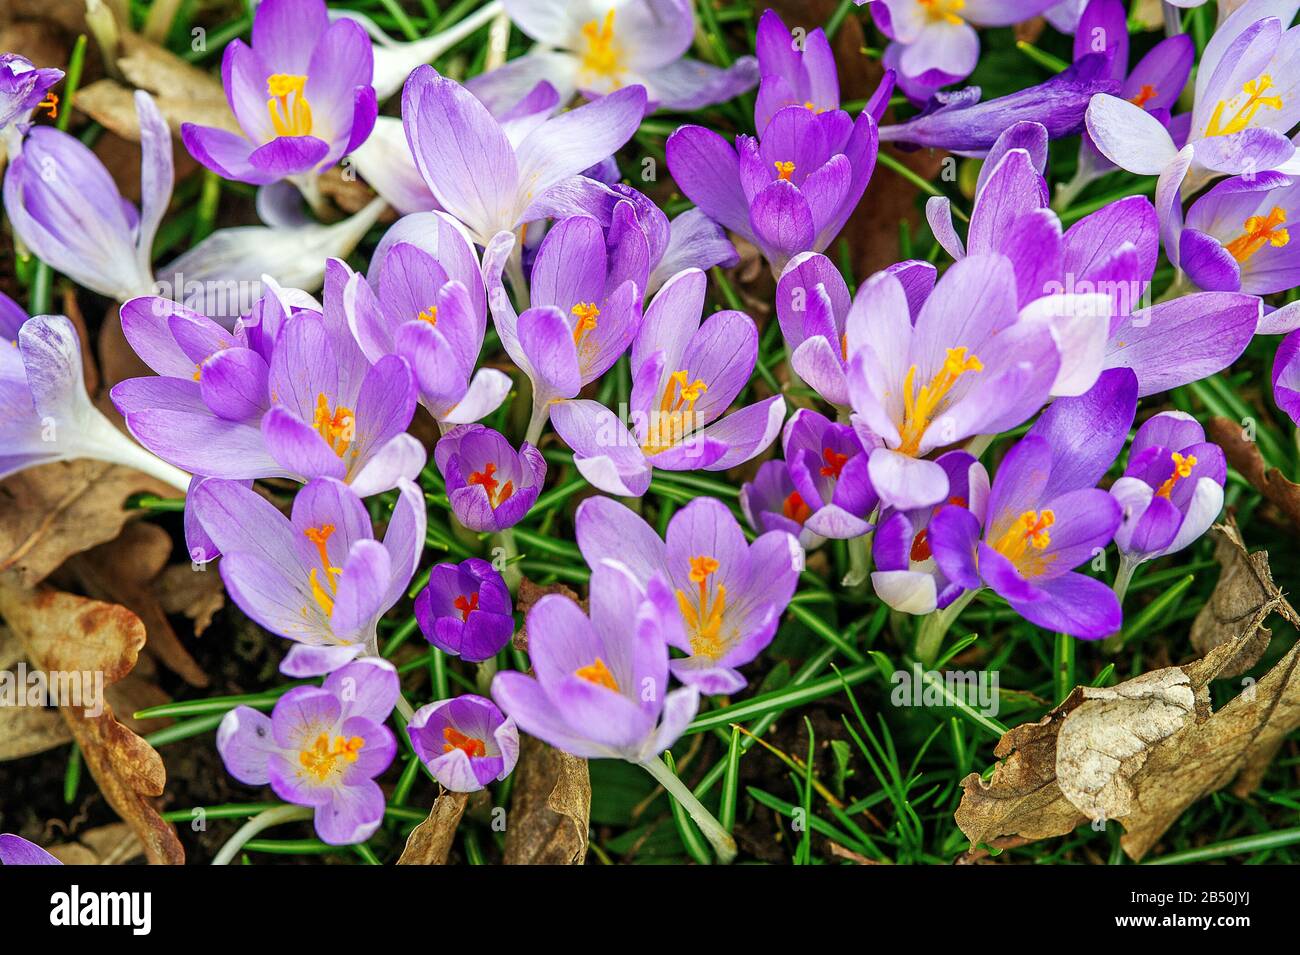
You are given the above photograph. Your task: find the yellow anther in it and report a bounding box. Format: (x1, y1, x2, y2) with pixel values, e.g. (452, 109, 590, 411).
(575, 657, 620, 692)
(1224, 206, 1289, 263)
(774, 160, 796, 181)
(571, 302, 600, 345)
(266, 73, 313, 138)
(918, 0, 966, 25)
(579, 9, 624, 82)
(313, 393, 355, 458)
(417, 306, 438, 326)
(299, 732, 364, 782)
(1205, 74, 1283, 138)
(896, 347, 983, 456)
(1155, 452, 1198, 498)
(676, 554, 728, 659)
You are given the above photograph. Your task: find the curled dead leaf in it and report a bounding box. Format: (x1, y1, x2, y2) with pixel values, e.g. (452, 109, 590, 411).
(1189, 521, 1288, 675)
(1206, 415, 1300, 530)
(0, 579, 184, 864)
(397, 790, 469, 865)
(48, 822, 144, 865)
(514, 577, 580, 654)
(503, 733, 590, 865)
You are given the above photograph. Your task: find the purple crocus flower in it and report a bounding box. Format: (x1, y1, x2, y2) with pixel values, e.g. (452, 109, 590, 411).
(402, 65, 646, 247)
(1111, 413, 1225, 568)
(415, 558, 515, 663)
(1066, 0, 1194, 191)
(878, 53, 1119, 155)
(1086, 0, 1300, 193)
(575, 495, 800, 694)
(483, 214, 644, 440)
(872, 0, 1058, 104)
(407, 694, 519, 792)
(181, 0, 377, 186)
(667, 99, 879, 274)
(342, 217, 511, 426)
(776, 251, 936, 408)
(844, 254, 1065, 510)
(468, 0, 757, 112)
(1161, 170, 1300, 295)
(193, 477, 424, 676)
(0, 834, 60, 865)
(871, 450, 989, 615)
(4, 90, 169, 302)
(754, 9, 840, 131)
(549, 269, 786, 497)
(1274, 327, 1300, 424)
(112, 272, 424, 497)
(927, 369, 1137, 639)
(0, 53, 61, 143)
(741, 460, 826, 550)
(0, 311, 190, 490)
(217, 658, 398, 844)
(435, 424, 546, 533)
(491, 559, 700, 758)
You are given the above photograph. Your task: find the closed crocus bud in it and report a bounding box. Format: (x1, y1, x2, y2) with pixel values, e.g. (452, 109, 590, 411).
(415, 558, 514, 662)
(435, 424, 545, 533)
(407, 694, 519, 793)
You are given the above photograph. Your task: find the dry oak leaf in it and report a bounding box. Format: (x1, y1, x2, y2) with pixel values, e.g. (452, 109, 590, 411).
(397, 790, 470, 865)
(0, 459, 175, 588)
(0, 579, 184, 864)
(503, 733, 591, 865)
(956, 523, 1299, 861)
(67, 521, 210, 687)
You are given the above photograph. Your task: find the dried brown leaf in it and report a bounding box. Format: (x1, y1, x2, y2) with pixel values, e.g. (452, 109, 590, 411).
(154, 561, 225, 637)
(0, 460, 174, 588)
(397, 791, 469, 865)
(48, 823, 144, 865)
(1189, 521, 1285, 675)
(955, 523, 1300, 860)
(0, 580, 184, 864)
(513, 577, 581, 654)
(503, 733, 590, 865)
(1206, 415, 1300, 529)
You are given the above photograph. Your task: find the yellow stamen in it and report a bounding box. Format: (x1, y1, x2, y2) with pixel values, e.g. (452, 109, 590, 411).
(417, 306, 438, 327)
(575, 657, 620, 692)
(579, 9, 624, 82)
(896, 347, 983, 456)
(1205, 74, 1283, 138)
(642, 369, 709, 455)
(1155, 452, 1197, 498)
(774, 160, 795, 181)
(571, 301, 600, 346)
(1224, 206, 1289, 263)
(992, 510, 1055, 567)
(299, 732, 364, 782)
(675, 555, 727, 659)
(918, 0, 966, 25)
(304, 524, 342, 617)
(266, 73, 313, 138)
(313, 393, 355, 458)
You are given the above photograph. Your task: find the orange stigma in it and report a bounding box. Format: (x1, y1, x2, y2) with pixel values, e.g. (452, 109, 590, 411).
(782, 491, 812, 524)
(1224, 206, 1289, 263)
(468, 462, 515, 508)
(442, 727, 487, 759)
(1206, 75, 1283, 137)
(571, 302, 600, 346)
(1155, 452, 1197, 498)
(416, 306, 438, 326)
(1129, 84, 1158, 108)
(453, 592, 479, 621)
(299, 733, 364, 782)
(676, 556, 727, 659)
(313, 394, 355, 458)
(304, 524, 341, 617)
(575, 657, 620, 692)
(897, 347, 983, 456)
(820, 447, 849, 479)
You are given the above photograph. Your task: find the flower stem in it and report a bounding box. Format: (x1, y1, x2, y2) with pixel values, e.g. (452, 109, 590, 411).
(476, 658, 498, 696)
(211, 804, 313, 865)
(640, 755, 737, 864)
(914, 588, 979, 667)
(842, 531, 873, 589)
(1102, 555, 1140, 654)
(1051, 164, 1094, 214)
(93, 428, 192, 494)
(494, 527, 522, 593)
(524, 393, 549, 446)
(505, 235, 530, 312)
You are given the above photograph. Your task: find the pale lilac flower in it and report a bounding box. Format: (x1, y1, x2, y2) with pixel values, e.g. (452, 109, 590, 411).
(217, 658, 398, 844)
(754, 9, 840, 132)
(407, 694, 519, 792)
(193, 478, 424, 676)
(468, 0, 757, 111)
(549, 269, 785, 497)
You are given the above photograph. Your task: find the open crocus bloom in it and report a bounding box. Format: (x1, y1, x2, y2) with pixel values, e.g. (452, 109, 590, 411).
(1162, 170, 1300, 295)
(845, 254, 1064, 510)
(484, 214, 643, 430)
(4, 90, 169, 302)
(576, 496, 801, 694)
(415, 558, 515, 663)
(667, 102, 878, 274)
(344, 219, 511, 425)
(194, 478, 424, 676)
(435, 424, 546, 533)
(873, 0, 1059, 103)
(469, 0, 756, 112)
(928, 369, 1137, 639)
(0, 312, 190, 490)
(491, 560, 700, 760)
(181, 0, 376, 186)
(754, 9, 840, 131)
(0, 833, 61, 865)
(1111, 413, 1225, 565)
(550, 268, 785, 497)
(217, 658, 398, 844)
(402, 65, 646, 247)
(407, 694, 519, 793)
(779, 409, 878, 540)
(112, 270, 424, 497)
(871, 451, 989, 615)
(1085, 0, 1300, 193)
(742, 460, 827, 550)
(777, 252, 935, 408)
